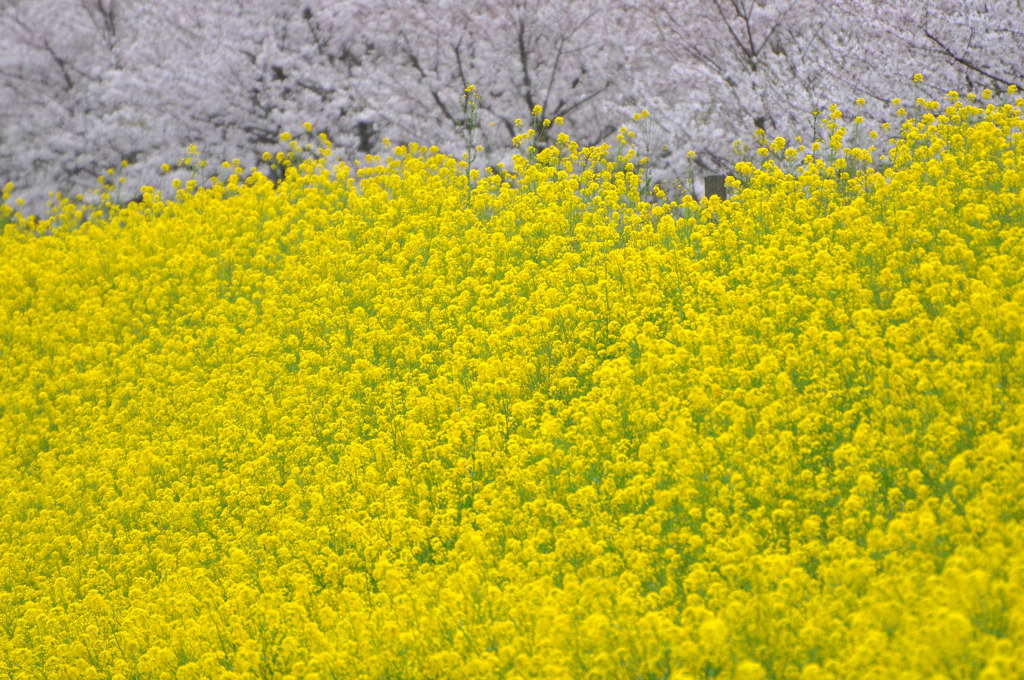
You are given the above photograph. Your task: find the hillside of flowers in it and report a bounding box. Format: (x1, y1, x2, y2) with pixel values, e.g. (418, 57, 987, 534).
(1, 92, 1023, 679)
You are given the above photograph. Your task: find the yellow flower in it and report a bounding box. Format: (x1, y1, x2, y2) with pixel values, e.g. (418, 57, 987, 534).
(2, 93, 1022, 679)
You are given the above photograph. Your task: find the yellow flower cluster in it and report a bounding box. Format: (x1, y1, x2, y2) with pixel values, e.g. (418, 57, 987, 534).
(1, 94, 1023, 679)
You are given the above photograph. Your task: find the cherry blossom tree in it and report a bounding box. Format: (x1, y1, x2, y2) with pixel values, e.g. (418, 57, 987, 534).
(851, 0, 1023, 96)
(0, 0, 374, 210)
(612, 0, 1021, 193)
(1, 0, 1021, 215)
(624, 0, 841, 185)
(0, 0, 159, 208)
(346, 0, 636, 162)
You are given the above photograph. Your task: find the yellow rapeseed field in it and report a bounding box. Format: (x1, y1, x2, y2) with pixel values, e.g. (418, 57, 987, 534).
(1, 91, 1023, 679)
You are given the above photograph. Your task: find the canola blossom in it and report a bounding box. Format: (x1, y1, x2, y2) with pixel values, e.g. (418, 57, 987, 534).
(1, 94, 1023, 679)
